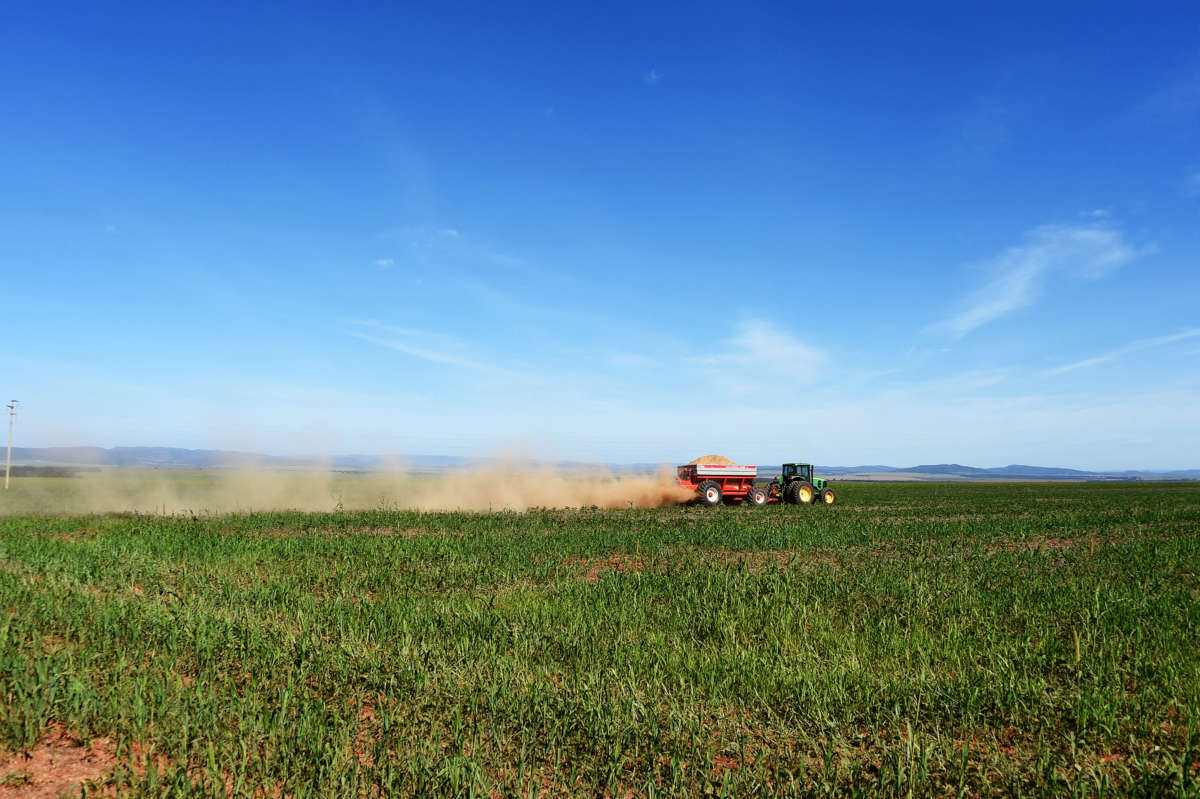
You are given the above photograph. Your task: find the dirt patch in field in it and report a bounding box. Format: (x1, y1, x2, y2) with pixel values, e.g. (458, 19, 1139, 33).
(711, 548, 843, 571)
(711, 752, 752, 781)
(44, 528, 103, 541)
(228, 525, 462, 540)
(0, 723, 115, 798)
(574, 547, 853, 583)
(986, 538, 1078, 554)
(579, 554, 646, 582)
(847, 505, 916, 512)
(351, 703, 377, 769)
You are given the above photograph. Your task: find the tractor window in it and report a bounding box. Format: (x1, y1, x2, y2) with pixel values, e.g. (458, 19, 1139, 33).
(782, 464, 796, 479)
(800, 464, 812, 481)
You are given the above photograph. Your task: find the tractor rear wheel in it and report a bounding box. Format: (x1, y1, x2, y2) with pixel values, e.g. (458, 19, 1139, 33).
(698, 480, 722, 507)
(820, 488, 836, 505)
(789, 482, 815, 504)
(749, 487, 768, 506)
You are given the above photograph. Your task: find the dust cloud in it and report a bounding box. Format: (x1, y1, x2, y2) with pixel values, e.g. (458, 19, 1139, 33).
(0, 462, 697, 515)
(405, 463, 695, 512)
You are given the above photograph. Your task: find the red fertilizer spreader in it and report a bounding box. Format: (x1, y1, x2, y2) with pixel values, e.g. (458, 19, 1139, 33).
(676, 462, 767, 507)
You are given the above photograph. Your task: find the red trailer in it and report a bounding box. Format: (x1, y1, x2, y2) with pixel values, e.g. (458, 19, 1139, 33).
(676, 462, 767, 506)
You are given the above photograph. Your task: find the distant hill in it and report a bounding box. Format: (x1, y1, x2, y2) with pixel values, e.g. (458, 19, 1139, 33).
(988, 464, 1093, 476)
(907, 464, 991, 475)
(7, 447, 1197, 481)
(815, 464, 1173, 481)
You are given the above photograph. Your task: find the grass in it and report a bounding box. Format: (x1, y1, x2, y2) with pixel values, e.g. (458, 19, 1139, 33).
(1, 480, 1198, 796)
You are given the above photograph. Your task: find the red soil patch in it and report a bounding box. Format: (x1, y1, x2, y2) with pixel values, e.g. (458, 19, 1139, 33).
(0, 723, 115, 799)
(986, 538, 1078, 554)
(228, 526, 452, 539)
(711, 753, 739, 778)
(709, 547, 846, 572)
(46, 529, 103, 541)
(1025, 538, 1075, 550)
(350, 703, 378, 769)
(580, 554, 645, 583)
(711, 752, 755, 781)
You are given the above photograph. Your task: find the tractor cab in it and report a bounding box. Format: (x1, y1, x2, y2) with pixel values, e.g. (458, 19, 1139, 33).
(781, 463, 813, 483)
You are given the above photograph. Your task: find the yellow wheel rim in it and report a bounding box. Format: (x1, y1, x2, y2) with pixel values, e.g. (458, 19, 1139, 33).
(824, 492, 834, 504)
(800, 486, 812, 502)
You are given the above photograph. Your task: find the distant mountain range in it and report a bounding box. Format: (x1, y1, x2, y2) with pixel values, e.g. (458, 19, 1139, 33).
(7, 447, 1199, 480)
(781, 463, 1200, 480)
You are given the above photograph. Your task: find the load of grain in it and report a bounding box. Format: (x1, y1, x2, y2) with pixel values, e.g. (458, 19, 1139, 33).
(688, 454, 735, 465)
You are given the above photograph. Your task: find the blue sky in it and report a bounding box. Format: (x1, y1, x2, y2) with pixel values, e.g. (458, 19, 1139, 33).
(3, 1, 1199, 469)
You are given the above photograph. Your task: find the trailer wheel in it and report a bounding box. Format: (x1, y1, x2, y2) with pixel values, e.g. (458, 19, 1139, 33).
(698, 480, 722, 506)
(820, 488, 836, 505)
(749, 487, 768, 506)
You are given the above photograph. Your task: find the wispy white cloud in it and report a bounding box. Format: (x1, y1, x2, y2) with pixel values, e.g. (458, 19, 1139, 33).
(643, 69, 662, 85)
(1141, 62, 1200, 122)
(689, 320, 827, 392)
(347, 320, 524, 379)
(1047, 328, 1200, 375)
(1185, 170, 1200, 198)
(953, 97, 1010, 156)
(372, 258, 394, 268)
(917, 369, 1009, 392)
(933, 223, 1150, 337)
(609, 353, 655, 368)
(392, 225, 532, 274)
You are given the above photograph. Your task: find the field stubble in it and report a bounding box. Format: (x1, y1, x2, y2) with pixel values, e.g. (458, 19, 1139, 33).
(0, 480, 1197, 796)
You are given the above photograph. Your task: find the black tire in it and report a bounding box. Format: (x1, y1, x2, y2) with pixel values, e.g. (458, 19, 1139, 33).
(697, 480, 722, 507)
(748, 487, 768, 506)
(789, 482, 815, 505)
(820, 488, 836, 506)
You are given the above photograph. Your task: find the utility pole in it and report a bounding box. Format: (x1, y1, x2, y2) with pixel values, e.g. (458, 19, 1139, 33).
(4, 400, 16, 490)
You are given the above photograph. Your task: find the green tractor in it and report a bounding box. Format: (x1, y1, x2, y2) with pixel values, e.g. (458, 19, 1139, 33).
(768, 463, 836, 505)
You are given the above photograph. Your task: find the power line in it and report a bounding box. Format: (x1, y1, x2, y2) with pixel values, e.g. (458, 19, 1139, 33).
(4, 400, 16, 490)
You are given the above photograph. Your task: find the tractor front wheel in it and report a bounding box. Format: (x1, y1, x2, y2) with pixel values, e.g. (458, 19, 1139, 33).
(820, 488, 836, 505)
(698, 480, 723, 507)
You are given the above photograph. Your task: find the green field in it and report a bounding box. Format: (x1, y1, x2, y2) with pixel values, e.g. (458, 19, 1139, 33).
(1, 481, 1198, 796)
